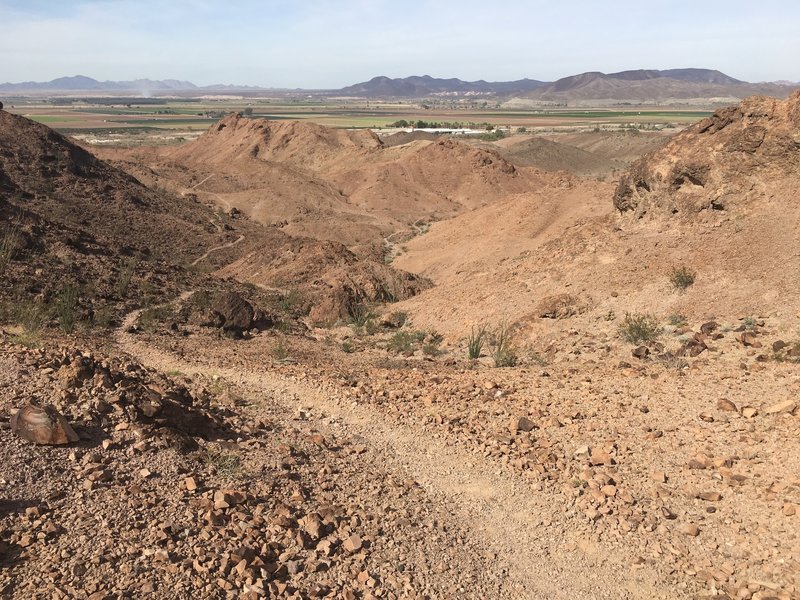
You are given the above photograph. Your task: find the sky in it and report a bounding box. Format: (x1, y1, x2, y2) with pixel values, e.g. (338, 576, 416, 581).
(1, 0, 798, 87)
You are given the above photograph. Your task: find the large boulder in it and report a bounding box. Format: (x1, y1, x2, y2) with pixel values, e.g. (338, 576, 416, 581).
(210, 291, 255, 333)
(11, 401, 79, 445)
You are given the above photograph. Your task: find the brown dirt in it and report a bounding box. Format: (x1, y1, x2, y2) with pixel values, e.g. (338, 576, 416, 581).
(2, 93, 799, 600)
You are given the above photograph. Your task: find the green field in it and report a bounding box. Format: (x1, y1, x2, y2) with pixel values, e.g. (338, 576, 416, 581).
(6, 97, 712, 144)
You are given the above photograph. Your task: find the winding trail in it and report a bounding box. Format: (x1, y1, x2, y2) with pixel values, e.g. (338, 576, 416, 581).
(189, 234, 245, 267)
(115, 304, 677, 600)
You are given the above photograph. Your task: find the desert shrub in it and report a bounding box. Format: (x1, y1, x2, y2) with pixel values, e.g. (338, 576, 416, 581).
(279, 288, 303, 314)
(670, 266, 696, 291)
(55, 284, 79, 334)
(138, 305, 174, 333)
(467, 325, 487, 359)
(422, 330, 444, 357)
(341, 340, 355, 353)
(619, 313, 661, 344)
(668, 314, 688, 327)
(387, 330, 426, 354)
(492, 321, 518, 368)
(116, 257, 138, 298)
(273, 339, 289, 360)
(348, 303, 375, 327)
(743, 316, 757, 330)
(385, 311, 408, 328)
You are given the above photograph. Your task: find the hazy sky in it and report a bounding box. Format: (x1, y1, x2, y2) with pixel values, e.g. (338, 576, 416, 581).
(1, 0, 798, 87)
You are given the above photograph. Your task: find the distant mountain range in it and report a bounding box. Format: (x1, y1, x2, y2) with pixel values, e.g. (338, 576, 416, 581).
(336, 75, 547, 97)
(1, 70, 797, 105)
(0, 75, 268, 94)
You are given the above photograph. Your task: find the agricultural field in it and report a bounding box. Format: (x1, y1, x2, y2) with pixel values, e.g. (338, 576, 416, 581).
(2, 96, 711, 146)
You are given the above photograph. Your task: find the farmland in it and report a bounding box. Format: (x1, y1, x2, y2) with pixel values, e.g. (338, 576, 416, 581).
(2, 96, 711, 145)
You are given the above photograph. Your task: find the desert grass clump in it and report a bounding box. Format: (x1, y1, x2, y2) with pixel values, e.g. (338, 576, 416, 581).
(619, 313, 661, 344)
(203, 448, 243, 477)
(670, 266, 696, 291)
(348, 303, 375, 328)
(467, 325, 487, 359)
(115, 257, 138, 298)
(0, 221, 20, 275)
(668, 314, 688, 327)
(273, 339, 289, 361)
(55, 284, 79, 334)
(492, 321, 518, 368)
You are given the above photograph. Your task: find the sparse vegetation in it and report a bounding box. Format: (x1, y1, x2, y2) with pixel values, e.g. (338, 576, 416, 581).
(55, 284, 79, 334)
(203, 448, 243, 477)
(273, 339, 289, 360)
(668, 314, 688, 327)
(387, 330, 426, 354)
(492, 321, 518, 368)
(619, 313, 661, 344)
(0, 221, 20, 274)
(467, 325, 487, 359)
(669, 266, 696, 291)
(743, 316, 758, 330)
(348, 303, 375, 327)
(137, 305, 174, 333)
(116, 257, 138, 297)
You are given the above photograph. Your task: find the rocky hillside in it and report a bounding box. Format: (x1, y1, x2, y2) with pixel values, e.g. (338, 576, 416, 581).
(614, 91, 800, 219)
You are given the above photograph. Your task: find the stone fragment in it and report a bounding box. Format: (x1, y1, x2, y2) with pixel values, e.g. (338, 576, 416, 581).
(717, 398, 738, 412)
(509, 416, 536, 433)
(11, 402, 79, 445)
(697, 492, 722, 502)
(783, 503, 796, 517)
(589, 448, 613, 466)
(680, 523, 700, 537)
(741, 406, 758, 419)
(764, 399, 796, 415)
(652, 471, 667, 483)
(184, 477, 198, 492)
(343, 534, 363, 553)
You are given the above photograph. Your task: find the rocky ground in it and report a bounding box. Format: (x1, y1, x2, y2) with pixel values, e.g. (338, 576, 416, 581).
(103, 304, 800, 600)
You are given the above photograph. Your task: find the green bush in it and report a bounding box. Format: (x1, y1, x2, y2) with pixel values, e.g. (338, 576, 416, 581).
(619, 313, 661, 344)
(467, 325, 486, 359)
(387, 330, 426, 354)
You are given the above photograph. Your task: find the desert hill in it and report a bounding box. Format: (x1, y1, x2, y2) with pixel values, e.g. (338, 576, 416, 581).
(107, 114, 532, 247)
(615, 91, 800, 219)
(507, 69, 796, 107)
(0, 111, 427, 325)
(394, 92, 800, 338)
(337, 74, 546, 97)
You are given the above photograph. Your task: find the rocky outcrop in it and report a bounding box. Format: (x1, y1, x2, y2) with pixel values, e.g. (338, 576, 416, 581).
(614, 91, 800, 219)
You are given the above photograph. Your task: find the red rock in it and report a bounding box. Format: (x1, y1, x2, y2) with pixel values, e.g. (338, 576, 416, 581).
(11, 402, 79, 445)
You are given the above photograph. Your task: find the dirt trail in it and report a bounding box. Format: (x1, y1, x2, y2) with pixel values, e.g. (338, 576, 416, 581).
(189, 234, 245, 267)
(116, 306, 677, 599)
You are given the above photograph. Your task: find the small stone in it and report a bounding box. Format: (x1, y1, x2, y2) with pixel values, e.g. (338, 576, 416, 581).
(509, 416, 536, 433)
(717, 398, 738, 412)
(783, 503, 796, 517)
(697, 492, 722, 502)
(184, 477, 198, 492)
(741, 406, 758, 419)
(680, 523, 700, 537)
(589, 448, 613, 466)
(343, 534, 363, 553)
(765, 399, 796, 415)
(652, 471, 667, 483)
